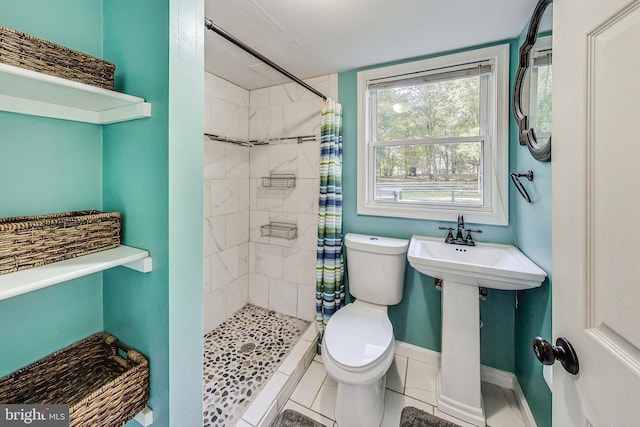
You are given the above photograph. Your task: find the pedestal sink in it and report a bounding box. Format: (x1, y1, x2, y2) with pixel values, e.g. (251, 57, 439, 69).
(407, 235, 546, 426)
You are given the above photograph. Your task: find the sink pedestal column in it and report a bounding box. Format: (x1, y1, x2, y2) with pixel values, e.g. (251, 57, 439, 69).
(437, 279, 485, 426)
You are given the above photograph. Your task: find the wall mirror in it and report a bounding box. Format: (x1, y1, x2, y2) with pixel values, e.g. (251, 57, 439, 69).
(513, 0, 552, 162)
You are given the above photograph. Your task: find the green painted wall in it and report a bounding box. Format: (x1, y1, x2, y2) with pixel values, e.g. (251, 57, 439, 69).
(339, 40, 521, 372)
(340, 32, 553, 423)
(512, 27, 553, 427)
(103, 1, 203, 425)
(102, 1, 171, 424)
(0, 0, 104, 58)
(0, 1, 104, 377)
(0, 1, 203, 425)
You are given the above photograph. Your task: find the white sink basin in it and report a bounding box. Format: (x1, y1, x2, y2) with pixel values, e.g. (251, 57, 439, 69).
(407, 235, 546, 290)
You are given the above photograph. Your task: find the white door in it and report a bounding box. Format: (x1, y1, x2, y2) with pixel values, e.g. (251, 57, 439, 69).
(553, 0, 640, 425)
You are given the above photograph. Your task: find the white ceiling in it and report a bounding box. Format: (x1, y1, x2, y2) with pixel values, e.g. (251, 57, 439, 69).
(204, 0, 547, 91)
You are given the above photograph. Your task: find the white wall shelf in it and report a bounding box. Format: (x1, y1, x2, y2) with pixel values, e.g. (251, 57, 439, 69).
(0, 63, 152, 124)
(0, 245, 152, 301)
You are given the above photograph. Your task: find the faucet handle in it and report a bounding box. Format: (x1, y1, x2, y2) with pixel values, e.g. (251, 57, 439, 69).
(464, 229, 482, 245)
(439, 226, 455, 243)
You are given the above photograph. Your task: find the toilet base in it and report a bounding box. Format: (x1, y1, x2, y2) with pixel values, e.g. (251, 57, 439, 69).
(335, 375, 386, 427)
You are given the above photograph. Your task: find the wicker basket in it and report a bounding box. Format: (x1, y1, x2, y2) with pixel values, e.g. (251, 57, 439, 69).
(0, 25, 115, 90)
(0, 210, 121, 276)
(0, 332, 149, 427)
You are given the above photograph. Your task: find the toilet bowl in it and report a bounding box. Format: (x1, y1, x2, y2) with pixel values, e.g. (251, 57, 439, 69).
(321, 233, 409, 427)
(322, 301, 396, 426)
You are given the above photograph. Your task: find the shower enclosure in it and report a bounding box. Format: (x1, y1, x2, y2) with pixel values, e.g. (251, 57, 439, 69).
(203, 71, 337, 331)
(201, 69, 338, 426)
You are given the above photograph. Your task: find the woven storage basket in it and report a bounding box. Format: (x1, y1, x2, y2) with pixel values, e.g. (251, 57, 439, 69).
(0, 210, 121, 275)
(0, 25, 115, 90)
(0, 332, 149, 427)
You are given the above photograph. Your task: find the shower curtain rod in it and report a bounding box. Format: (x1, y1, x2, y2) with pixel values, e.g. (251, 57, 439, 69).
(204, 17, 328, 101)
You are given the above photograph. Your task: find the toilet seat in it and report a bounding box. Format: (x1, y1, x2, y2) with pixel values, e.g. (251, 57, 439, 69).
(324, 302, 394, 371)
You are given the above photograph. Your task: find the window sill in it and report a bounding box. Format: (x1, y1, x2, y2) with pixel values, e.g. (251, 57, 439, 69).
(357, 202, 508, 226)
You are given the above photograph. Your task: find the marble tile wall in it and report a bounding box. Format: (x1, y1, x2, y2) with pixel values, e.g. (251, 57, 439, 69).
(248, 75, 338, 322)
(203, 72, 250, 332)
(203, 71, 338, 330)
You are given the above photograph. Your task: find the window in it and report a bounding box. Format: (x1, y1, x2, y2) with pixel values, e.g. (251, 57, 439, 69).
(357, 44, 509, 225)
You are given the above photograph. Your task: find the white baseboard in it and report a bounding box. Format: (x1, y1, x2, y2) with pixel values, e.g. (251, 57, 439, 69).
(395, 340, 537, 427)
(512, 377, 538, 427)
(395, 340, 441, 366)
(480, 364, 515, 389)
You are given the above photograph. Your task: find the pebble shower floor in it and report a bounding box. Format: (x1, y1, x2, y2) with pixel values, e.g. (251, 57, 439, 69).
(203, 304, 309, 426)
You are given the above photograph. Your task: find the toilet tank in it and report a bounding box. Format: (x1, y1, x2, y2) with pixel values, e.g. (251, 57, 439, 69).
(344, 233, 409, 305)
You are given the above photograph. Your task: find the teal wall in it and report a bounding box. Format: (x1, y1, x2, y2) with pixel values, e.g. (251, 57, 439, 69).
(339, 39, 521, 372)
(103, 1, 203, 425)
(102, 2, 171, 425)
(511, 28, 553, 427)
(0, 1, 104, 377)
(339, 32, 553, 425)
(0, 1, 203, 425)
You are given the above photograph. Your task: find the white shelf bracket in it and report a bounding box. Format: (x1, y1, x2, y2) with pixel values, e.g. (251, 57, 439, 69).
(134, 406, 153, 426)
(124, 256, 153, 273)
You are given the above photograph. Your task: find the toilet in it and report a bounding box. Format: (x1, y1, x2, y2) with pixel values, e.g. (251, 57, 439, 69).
(322, 233, 409, 427)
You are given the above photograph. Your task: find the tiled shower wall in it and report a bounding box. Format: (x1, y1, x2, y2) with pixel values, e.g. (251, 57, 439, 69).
(203, 71, 338, 331)
(248, 75, 338, 322)
(203, 73, 250, 332)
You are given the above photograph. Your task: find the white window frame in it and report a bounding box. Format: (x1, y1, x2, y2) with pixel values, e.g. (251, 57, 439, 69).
(357, 44, 510, 225)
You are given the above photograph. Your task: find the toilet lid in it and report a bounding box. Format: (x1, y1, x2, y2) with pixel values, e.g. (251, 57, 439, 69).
(325, 304, 394, 369)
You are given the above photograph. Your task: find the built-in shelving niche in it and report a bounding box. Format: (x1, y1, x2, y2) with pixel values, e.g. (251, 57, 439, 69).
(0, 62, 155, 424)
(0, 63, 155, 301)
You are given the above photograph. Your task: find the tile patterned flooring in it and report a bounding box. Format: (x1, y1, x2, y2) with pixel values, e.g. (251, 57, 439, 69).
(202, 305, 309, 427)
(203, 304, 530, 427)
(282, 351, 529, 427)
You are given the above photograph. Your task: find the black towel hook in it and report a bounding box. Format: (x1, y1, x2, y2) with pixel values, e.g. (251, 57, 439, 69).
(510, 170, 534, 203)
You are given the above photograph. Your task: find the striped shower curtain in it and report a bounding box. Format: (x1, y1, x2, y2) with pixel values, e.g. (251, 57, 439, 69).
(316, 98, 345, 347)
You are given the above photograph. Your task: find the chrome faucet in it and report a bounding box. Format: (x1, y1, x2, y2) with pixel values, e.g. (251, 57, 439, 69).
(439, 213, 482, 246)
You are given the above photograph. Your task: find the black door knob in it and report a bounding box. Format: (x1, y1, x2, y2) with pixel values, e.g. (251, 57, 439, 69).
(532, 336, 579, 375)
